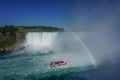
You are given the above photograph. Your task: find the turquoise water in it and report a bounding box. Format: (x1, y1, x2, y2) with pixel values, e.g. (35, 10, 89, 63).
(0, 51, 95, 80)
(0, 32, 96, 80)
(0, 31, 120, 80)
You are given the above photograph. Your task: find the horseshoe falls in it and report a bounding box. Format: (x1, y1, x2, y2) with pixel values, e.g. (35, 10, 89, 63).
(25, 32, 57, 53)
(0, 32, 96, 80)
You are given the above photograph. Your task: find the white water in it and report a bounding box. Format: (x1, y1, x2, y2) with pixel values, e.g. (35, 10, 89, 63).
(24, 32, 96, 68)
(25, 32, 57, 53)
(0, 32, 97, 79)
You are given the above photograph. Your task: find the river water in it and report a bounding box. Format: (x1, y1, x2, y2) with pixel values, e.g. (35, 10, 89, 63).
(0, 32, 120, 80)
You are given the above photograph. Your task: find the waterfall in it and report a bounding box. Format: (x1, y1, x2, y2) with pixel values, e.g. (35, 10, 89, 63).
(24, 31, 96, 67)
(25, 32, 57, 53)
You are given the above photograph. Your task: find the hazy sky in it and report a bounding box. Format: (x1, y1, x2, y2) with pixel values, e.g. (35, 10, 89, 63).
(0, 0, 120, 29)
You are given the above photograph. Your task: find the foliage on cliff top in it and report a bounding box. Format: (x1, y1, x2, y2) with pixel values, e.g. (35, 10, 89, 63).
(0, 25, 64, 50)
(0, 25, 17, 50)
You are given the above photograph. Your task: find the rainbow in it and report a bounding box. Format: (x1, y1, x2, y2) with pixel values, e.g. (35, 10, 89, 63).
(64, 28, 97, 68)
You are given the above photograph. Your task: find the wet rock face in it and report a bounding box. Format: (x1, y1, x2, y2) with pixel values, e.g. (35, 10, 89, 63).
(0, 44, 15, 53)
(0, 32, 26, 53)
(0, 48, 12, 52)
(4, 47, 12, 52)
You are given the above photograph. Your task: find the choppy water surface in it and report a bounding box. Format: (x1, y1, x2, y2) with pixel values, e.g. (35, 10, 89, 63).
(0, 32, 119, 80)
(0, 51, 95, 80)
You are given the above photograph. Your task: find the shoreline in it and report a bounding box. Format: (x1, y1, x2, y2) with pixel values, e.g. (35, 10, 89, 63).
(0, 25, 64, 53)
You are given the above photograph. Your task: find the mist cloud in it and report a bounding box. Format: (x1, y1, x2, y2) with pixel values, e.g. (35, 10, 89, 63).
(63, 0, 120, 65)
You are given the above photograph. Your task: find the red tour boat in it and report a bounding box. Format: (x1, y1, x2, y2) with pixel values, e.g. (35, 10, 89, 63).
(50, 61, 67, 67)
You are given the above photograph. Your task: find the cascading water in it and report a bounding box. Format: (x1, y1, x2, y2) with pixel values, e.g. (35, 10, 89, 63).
(0, 31, 96, 80)
(25, 32, 57, 53)
(24, 31, 96, 68)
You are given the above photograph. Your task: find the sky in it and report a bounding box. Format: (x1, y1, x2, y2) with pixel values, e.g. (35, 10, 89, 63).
(0, 0, 77, 27)
(0, 1, 120, 79)
(0, 0, 120, 29)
